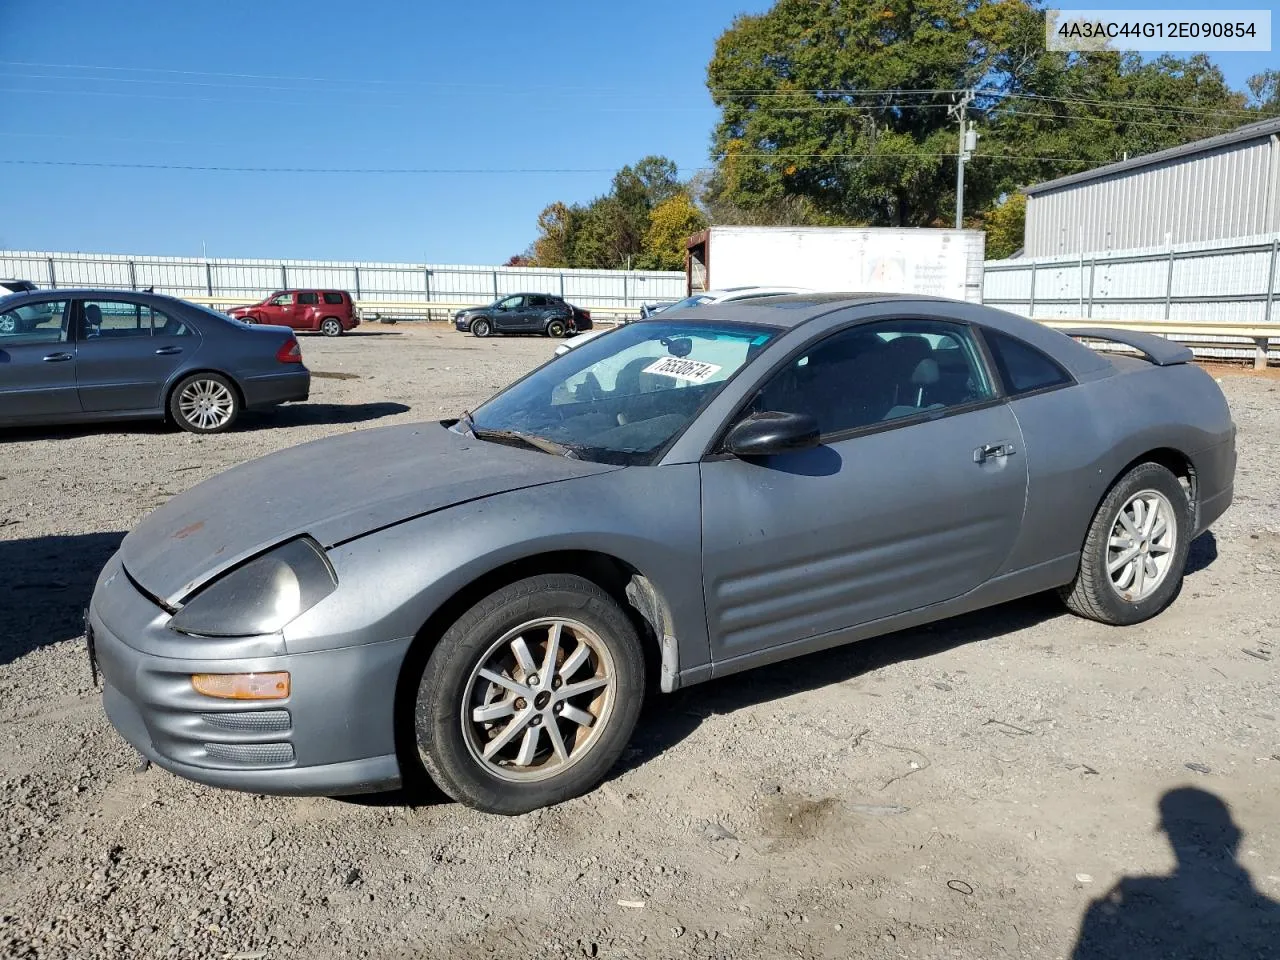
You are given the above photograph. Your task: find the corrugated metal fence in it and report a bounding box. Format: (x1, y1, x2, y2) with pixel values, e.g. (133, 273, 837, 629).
(0, 251, 687, 311)
(984, 232, 1280, 323)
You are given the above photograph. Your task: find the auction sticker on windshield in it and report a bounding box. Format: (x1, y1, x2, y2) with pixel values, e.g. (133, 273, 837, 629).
(643, 357, 723, 383)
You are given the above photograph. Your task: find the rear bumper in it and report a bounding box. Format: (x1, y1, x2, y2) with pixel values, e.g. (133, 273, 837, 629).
(89, 552, 408, 797)
(344, 315, 360, 331)
(241, 369, 310, 409)
(1193, 432, 1236, 536)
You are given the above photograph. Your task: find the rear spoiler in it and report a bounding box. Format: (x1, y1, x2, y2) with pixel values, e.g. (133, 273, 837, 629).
(1061, 328, 1193, 366)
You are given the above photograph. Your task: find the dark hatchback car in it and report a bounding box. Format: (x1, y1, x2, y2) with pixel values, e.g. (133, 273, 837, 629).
(454, 293, 591, 338)
(0, 290, 310, 434)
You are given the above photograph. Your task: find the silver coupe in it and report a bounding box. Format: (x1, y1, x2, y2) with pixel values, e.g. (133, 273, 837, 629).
(88, 295, 1235, 814)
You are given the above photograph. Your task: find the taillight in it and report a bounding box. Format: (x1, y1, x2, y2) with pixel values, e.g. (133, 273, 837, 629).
(276, 339, 302, 363)
(582, 310, 591, 320)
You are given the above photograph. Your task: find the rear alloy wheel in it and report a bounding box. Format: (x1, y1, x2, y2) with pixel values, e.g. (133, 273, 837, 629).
(414, 574, 645, 814)
(1060, 462, 1192, 625)
(0, 313, 16, 334)
(320, 317, 343, 337)
(169, 372, 240, 434)
(545, 318, 567, 338)
(471, 318, 492, 338)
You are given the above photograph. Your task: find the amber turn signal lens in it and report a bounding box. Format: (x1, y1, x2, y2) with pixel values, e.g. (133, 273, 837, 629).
(191, 672, 290, 700)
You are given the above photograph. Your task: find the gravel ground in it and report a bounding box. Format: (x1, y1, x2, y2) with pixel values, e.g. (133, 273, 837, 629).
(2, 325, 1277, 960)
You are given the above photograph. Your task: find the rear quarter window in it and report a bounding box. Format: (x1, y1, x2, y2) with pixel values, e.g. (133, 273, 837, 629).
(322, 292, 345, 305)
(985, 330, 1072, 396)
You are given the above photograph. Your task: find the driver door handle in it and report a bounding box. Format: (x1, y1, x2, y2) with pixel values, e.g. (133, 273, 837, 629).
(974, 442, 1016, 463)
(42, 352, 73, 362)
(154, 346, 183, 355)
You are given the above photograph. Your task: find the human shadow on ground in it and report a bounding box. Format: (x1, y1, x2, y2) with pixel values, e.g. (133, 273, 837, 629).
(0, 531, 125, 666)
(1071, 787, 1279, 959)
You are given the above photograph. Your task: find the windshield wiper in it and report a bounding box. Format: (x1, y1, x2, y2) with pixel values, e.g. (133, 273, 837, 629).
(470, 426, 580, 459)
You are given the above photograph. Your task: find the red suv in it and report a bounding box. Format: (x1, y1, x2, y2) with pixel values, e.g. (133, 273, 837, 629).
(229, 290, 359, 337)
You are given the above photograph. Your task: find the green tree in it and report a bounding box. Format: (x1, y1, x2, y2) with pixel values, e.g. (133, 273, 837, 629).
(640, 193, 707, 270)
(705, 0, 1254, 229)
(1248, 70, 1280, 114)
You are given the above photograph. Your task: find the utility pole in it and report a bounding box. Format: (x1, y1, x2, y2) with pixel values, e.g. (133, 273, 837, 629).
(950, 89, 977, 229)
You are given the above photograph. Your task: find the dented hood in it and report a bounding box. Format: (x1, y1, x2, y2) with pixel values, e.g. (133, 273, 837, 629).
(120, 421, 621, 605)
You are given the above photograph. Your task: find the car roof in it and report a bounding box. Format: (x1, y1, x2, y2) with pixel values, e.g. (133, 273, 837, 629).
(0, 288, 194, 309)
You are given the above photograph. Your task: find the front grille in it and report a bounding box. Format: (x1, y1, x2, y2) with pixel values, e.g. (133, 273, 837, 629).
(201, 710, 291, 733)
(203, 742, 295, 766)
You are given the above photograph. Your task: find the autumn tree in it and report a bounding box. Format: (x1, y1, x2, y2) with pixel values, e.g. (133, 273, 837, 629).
(530, 156, 692, 269)
(640, 193, 708, 270)
(979, 193, 1026, 260)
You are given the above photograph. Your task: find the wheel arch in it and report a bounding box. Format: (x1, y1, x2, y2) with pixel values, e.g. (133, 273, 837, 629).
(1071, 446, 1198, 563)
(1112, 446, 1197, 519)
(391, 549, 678, 789)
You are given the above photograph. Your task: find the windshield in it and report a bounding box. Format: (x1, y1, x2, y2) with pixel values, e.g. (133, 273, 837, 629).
(662, 294, 715, 311)
(466, 320, 779, 465)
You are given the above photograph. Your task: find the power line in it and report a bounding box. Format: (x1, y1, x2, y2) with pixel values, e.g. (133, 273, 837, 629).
(0, 159, 620, 173)
(979, 89, 1261, 118)
(0, 153, 1117, 177)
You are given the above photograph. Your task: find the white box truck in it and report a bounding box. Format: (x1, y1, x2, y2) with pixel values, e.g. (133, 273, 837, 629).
(685, 226, 986, 303)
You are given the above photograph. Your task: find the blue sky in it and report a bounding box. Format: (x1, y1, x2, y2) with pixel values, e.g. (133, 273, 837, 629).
(0, 0, 1274, 264)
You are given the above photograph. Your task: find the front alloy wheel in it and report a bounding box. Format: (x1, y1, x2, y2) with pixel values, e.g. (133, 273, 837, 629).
(471, 318, 492, 338)
(462, 618, 615, 781)
(415, 574, 645, 814)
(169, 372, 240, 434)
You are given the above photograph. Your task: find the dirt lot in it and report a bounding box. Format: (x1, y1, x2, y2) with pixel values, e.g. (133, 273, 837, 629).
(2, 324, 1278, 960)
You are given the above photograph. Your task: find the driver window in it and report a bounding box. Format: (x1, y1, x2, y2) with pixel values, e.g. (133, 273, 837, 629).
(270, 293, 295, 307)
(498, 296, 523, 310)
(751, 319, 994, 436)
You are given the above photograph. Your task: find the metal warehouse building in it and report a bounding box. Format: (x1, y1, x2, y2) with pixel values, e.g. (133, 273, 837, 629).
(1023, 116, 1280, 257)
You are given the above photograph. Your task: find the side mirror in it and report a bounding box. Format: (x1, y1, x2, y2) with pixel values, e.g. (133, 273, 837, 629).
(724, 411, 820, 458)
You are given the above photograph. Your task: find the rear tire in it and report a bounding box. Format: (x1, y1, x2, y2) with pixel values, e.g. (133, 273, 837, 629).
(545, 318, 567, 338)
(320, 317, 343, 337)
(414, 574, 646, 815)
(472, 318, 492, 338)
(169, 372, 241, 434)
(1060, 462, 1192, 625)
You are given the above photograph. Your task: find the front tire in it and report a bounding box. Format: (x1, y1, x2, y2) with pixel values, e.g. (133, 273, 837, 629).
(320, 317, 343, 337)
(1060, 462, 1192, 625)
(414, 574, 646, 815)
(169, 372, 240, 434)
(471, 318, 492, 338)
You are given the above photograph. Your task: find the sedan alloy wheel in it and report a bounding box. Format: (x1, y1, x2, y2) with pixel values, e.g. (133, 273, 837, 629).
(170, 373, 240, 434)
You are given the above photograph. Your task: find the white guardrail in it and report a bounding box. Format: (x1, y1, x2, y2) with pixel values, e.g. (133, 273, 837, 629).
(187, 297, 1277, 366)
